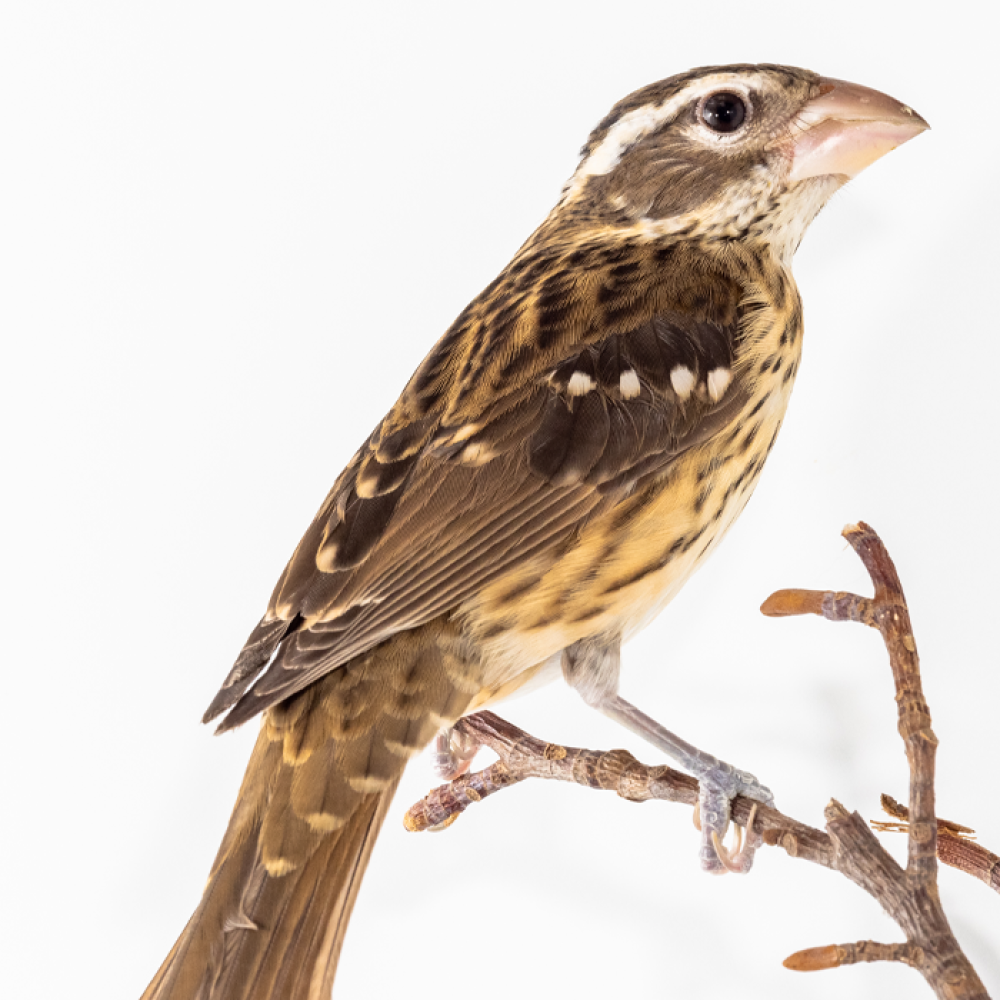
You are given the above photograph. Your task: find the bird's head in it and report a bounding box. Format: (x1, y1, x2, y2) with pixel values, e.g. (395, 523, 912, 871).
(559, 64, 927, 263)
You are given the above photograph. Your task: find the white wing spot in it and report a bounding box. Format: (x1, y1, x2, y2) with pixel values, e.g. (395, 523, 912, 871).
(619, 369, 641, 399)
(460, 442, 495, 466)
(670, 366, 696, 400)
(354, 468, 379, 499)
(707, 367, 732, 402)
(451, 422, 480, 443)
(567, 371, 595, 396)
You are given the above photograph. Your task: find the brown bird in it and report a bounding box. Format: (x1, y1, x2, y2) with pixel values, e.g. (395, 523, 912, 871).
(143, 64, 926, 999)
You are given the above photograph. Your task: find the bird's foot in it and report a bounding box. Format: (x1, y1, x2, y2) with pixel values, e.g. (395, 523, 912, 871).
(431, 724, 481, 781)
(559, 649, 775, 875)
(584, 688, 773, 874)
(692, 763, 771, 874)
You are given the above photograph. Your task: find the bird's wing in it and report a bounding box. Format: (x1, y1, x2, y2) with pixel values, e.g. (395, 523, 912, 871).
(207, 308, 748, 730)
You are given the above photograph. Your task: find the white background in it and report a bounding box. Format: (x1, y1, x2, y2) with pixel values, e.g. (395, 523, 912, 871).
(2, 2, 998, 998)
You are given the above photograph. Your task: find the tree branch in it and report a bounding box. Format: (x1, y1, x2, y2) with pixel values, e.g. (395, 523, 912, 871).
(404, 523, 990, 999)
(874, 794, 1000, 896)
(403, 710, 836, 869)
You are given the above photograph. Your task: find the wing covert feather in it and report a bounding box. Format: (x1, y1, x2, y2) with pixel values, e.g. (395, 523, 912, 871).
(208, 308, 745, 730)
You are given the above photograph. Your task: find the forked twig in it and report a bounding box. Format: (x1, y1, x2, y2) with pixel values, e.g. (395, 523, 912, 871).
(405, 523, 991, 998)
(874, 794, 1000, 896)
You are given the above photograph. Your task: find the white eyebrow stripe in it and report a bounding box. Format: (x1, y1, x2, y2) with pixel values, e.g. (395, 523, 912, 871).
(561, 72, 767, 203)
(582, 101, 686, 178)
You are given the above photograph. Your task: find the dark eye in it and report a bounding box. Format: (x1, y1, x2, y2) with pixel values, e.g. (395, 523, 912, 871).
(701, 92, 747, 133)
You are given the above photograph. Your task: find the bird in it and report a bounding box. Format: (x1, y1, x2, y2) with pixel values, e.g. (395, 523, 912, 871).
(142, 64, 927, 999)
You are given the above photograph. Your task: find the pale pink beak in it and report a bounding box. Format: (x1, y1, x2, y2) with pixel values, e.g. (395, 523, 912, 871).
(788, 77, 928, 183)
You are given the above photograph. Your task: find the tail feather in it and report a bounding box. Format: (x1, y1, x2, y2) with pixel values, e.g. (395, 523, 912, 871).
(142, 619, 480, 1000)
(210, 777, 400, 1000)
(142, 732, 402, 1000)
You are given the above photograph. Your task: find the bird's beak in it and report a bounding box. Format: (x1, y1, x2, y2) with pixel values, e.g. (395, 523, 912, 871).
(788, 77, 929, 183)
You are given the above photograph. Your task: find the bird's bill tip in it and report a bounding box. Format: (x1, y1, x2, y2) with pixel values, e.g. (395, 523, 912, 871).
(788, 77, 928, 183)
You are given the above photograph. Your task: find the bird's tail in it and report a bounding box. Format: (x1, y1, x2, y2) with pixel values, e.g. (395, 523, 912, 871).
(142, 624, 478, 1000)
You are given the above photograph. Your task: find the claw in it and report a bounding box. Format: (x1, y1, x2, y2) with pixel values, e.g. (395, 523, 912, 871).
(431, 726, 480, 781)
(710, 804, 760, 874)
(711, 824, 745, 873)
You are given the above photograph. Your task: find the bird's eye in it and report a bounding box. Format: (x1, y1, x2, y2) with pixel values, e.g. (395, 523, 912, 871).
(700, 92, 747, 133)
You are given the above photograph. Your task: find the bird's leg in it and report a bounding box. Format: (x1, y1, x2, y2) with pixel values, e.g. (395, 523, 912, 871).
(562, 638, 772, 874)
(602, 694, 771, 873)
(431, 724, 482, 781)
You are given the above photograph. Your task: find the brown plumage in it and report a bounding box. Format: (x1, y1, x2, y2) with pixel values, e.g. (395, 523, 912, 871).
(143, 64, 926, 998)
